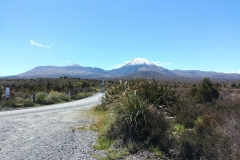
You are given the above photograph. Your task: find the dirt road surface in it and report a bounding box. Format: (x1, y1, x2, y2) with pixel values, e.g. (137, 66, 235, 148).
(0, 93, 103, 160)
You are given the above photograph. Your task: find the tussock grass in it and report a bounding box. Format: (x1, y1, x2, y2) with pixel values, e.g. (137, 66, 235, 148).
(96, 79, 177, 158)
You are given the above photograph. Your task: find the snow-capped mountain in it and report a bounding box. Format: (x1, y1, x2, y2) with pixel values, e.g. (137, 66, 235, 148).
(67, 63, 81, 67)
(109, 58, 173, 77)
(124, 58, 155, 66)
(6, 58, 240, 80)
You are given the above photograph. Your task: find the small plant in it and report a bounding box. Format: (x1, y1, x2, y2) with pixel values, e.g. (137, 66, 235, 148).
(149, 145, 165, 157)
(94, 135, 112, 150)
(174, 124, 185, 133)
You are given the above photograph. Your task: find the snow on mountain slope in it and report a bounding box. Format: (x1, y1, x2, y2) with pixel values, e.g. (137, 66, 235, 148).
(124, 58, 155, 66)
(67, 63, 81, 67)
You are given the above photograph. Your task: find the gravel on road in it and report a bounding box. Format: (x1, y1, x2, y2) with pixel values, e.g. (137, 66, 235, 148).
(0, 93, 103, 160)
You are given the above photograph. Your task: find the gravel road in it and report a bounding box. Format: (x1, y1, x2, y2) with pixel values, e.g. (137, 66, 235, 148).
(0, 93, 103, 160)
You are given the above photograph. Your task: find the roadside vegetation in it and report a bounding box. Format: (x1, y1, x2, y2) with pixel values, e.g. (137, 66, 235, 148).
(0, 78, 100, 110)
(2, 77, 240, 159)
(92, 78, 240, 159)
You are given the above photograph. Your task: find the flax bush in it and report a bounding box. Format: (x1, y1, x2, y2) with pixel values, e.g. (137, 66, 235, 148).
(108, 94, 169, 151)
(134, 79, 179, 111)
(104, 79, 175, 153)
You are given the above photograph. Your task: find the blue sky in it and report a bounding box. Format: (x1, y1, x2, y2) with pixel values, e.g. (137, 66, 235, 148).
(0, 0, 239, 76)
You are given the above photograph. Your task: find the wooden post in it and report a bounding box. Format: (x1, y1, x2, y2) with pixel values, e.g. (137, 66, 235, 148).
(33, 94, 36, 103)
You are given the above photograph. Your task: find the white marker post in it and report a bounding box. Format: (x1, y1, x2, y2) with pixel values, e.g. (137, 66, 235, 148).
(6, 87, 10, 100)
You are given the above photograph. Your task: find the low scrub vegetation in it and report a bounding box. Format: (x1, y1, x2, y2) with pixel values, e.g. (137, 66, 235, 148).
(93, 78, 240, 159)
(0, 78, 100, 110)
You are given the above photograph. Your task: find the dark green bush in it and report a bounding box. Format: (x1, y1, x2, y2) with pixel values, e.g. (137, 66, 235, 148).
(231, 83, 236, 87)
(0, 86, 3, 99)
(190, 78, 219, 102)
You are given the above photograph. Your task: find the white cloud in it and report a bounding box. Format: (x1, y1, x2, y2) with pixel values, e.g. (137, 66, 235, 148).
(45, 46, 51, 49)
(153, 61, 172, 66)
(113, 61, 131, 69)
(30, 40, 42, 47)
(30, 40, 51, 49)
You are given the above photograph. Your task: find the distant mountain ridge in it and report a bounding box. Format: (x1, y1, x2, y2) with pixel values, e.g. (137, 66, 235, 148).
(5, 58, 240, 80)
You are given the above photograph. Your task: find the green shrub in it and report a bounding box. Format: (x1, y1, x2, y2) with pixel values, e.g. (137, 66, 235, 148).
(23, 100, 35, 107)
(177, 114, 240, 160)
(135, 79, 179, 110)
(74, 92, 93, 99)
(108, 95, 149, 143)
(48, 92, 70, 103)
(99, 79, 180, 154)
(107, 94, 170, 152)
(36, 92, 47, 104)
(36, 92, 70, 105)
(190, 78, 219, 102)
